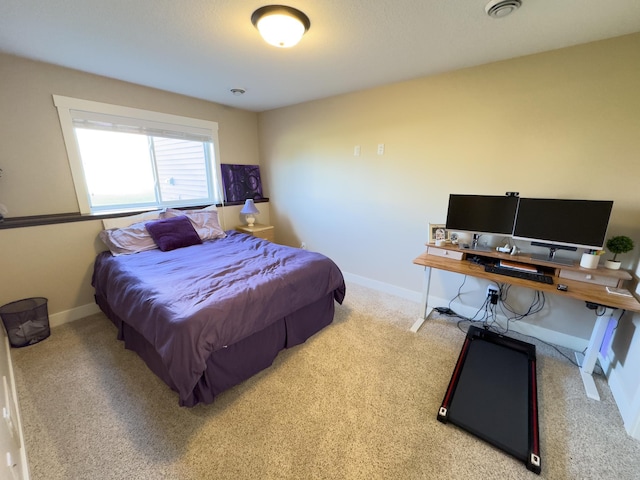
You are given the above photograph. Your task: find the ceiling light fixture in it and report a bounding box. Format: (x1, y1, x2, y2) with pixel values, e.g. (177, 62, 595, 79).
(251, 5, 310, 48)
(485, 0, 522, 18)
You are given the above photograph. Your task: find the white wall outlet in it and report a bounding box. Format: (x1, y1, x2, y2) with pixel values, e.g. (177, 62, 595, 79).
(486, 286, 498, 297)
(354, 145, 361, 156)
(377, 143, 385, 155)
(300, 242, 307, 249)
(486, 286, 499, 304)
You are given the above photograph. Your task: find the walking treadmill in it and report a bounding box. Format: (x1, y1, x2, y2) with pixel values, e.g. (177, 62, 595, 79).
(437, 325, 541, 474)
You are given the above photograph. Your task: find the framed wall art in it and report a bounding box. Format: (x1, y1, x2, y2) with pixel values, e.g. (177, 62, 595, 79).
(220, 164, 264, 203)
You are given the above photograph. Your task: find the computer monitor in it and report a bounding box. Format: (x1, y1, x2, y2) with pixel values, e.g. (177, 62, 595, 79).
(445, 194, 519, 251)
(512, 198, 613, 264)
(446, 194, 519, 236)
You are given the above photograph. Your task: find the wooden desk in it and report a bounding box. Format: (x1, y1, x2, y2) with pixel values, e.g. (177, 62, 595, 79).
(413, 244, 640, 401)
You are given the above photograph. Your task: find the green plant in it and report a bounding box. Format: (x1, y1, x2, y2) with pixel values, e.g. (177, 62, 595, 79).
(605, 235, 634, 262)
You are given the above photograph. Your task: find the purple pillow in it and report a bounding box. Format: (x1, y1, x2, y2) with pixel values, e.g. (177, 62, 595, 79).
(145, 215, 202, 252)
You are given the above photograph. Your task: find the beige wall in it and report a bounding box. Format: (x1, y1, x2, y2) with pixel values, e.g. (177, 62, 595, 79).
(0, 53, 259, 217)
(257, 33, 640, 434)
(258, 33, 640, 342)
(0, 32, 638, 435)
(0, 53, 260, 318)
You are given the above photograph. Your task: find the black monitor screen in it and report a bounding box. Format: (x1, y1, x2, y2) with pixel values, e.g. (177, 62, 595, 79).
(445, 195, 519, 236)
(512, 198, 613, 250)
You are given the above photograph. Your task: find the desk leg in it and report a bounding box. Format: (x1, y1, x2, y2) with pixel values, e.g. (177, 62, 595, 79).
(410, 266, 432, 333)
(575, 308, 614, 401)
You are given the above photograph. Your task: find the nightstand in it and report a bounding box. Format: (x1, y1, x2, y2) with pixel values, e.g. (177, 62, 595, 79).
(235, 224, 275, 242)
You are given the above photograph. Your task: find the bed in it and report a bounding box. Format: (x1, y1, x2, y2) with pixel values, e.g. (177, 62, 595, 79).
(92, 209, 345, 407)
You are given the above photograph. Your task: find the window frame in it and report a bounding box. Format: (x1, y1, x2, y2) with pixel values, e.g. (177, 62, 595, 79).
(53, 95, 222, 214)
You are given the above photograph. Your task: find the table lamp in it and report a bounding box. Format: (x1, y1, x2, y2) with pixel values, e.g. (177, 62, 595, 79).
(240, 199, 260, 227)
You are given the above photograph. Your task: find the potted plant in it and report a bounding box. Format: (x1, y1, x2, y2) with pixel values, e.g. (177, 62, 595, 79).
(604, 235, 634, 270)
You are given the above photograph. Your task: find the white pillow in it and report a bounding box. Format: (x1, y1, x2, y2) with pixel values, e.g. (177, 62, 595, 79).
(99, 221, 158, 256)
(164, 208, 226, 241)
(102, 210, 163, 230)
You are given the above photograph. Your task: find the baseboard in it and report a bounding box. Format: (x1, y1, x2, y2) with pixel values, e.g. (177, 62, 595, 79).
(342, 272, 422, 302)
(427, 293, 589, 351)
(597, 313, 640, 440)
(50, 275, 420, 329)
(601, 350, 640, 440)
(49, 303, 101, 328)
(53, 275, 590, 349)
(631, 407, 640, 440)
(607, 366, 640, 440)
(343, 272, 589, 351)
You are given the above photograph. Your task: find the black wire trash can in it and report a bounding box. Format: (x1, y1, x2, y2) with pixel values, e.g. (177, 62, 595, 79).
(0, 297, 50, 348)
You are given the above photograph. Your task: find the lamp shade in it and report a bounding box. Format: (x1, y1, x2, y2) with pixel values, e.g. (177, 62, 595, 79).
(241, 199, 260, 215)
(251, 5, 310, 48)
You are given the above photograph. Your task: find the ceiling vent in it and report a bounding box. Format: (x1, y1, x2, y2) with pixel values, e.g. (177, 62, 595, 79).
(485, 0, 522, 18)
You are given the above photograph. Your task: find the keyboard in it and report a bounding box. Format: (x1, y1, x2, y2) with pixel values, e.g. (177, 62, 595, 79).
(484, 264, 554, 285)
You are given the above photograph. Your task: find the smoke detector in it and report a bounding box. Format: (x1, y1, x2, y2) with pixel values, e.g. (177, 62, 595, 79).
(485, 0, 522, 18)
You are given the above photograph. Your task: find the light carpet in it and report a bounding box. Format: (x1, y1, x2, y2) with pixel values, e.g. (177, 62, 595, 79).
(12, 282, 640, 479)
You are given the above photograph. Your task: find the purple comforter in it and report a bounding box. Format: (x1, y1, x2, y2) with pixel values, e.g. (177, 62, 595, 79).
(92, 231, 345, 403)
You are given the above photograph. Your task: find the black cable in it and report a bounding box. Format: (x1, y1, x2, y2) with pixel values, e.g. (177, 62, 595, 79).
(439, 277, 619, 376)
(447, 275, 468, 311)
(537, 337, 581, 368)
(494, 287, 582, 365)
(486, 284, 527, 335)
(613, 309, 626, 331)
(500, 284, 546, 321)
(454, 295, 492, 334)
(496, 289, 618, 374)
(430, 274, 494, 333)
(478, 309, 586, 369)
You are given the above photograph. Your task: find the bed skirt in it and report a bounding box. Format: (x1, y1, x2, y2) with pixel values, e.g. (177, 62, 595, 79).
(95, 292, 336, 406)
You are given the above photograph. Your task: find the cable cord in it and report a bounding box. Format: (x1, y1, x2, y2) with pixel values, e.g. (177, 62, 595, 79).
(498, 284, 546, 332)
(443, 281, 611, 373)
(447, 275, 468, 311)
(429, 274, 494, 333)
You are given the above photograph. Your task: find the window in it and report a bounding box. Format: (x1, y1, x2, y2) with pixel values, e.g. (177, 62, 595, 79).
(54, 95, 222, 214)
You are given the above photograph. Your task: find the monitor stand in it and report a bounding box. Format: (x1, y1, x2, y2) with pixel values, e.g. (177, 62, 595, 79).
(469, 233, 492, 252)
(531, 248, 575, 266)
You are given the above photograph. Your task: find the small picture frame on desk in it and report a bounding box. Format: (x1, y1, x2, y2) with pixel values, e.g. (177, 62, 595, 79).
(429, 223, 449, 244)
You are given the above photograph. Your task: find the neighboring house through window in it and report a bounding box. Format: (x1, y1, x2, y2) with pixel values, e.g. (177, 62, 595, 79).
(54, 95, 222, 214)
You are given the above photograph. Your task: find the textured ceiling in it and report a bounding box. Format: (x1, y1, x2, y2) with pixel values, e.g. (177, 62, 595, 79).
(1, 0, 640, 111)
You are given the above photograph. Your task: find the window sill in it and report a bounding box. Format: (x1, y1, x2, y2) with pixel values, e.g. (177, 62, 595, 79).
(0, 199, 269, 230)
(0, 212, 125, 230)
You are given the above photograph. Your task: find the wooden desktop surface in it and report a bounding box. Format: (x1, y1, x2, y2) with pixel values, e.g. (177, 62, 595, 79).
(413, 246, 640, 313)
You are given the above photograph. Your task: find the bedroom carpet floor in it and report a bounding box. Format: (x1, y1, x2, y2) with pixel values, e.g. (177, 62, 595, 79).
(11, 282, 640, 480)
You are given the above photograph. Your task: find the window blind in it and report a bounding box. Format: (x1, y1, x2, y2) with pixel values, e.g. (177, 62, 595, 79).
(70, 110, 213, 143)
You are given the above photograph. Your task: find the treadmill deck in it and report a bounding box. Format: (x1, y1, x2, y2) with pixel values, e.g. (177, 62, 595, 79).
(438, 325, 541, 474)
